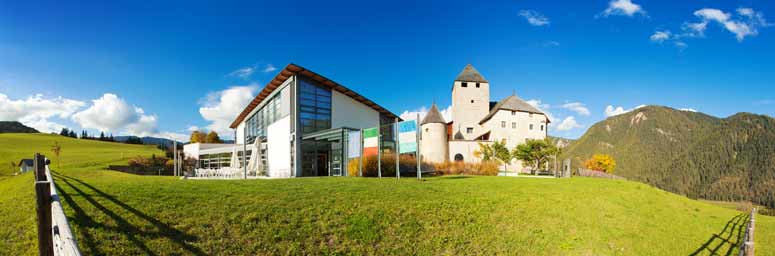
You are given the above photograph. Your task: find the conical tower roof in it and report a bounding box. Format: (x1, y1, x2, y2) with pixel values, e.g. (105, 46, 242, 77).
(420, 104, 447, 125)
(455, 64, 488, 83)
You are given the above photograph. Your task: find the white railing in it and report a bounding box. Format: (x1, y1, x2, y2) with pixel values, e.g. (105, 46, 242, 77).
(45, 165, 81, 256)
(738, 208, 756, 256)
(33, 153, 81, 256)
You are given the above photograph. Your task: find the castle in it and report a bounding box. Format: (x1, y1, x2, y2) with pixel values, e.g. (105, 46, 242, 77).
(419, 64, 550, 172)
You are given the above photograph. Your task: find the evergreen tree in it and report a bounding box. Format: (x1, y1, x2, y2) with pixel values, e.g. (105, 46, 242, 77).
(59, 128, 69, 136)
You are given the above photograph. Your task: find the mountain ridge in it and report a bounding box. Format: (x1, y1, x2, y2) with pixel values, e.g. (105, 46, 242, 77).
(562, 105, 775, 207)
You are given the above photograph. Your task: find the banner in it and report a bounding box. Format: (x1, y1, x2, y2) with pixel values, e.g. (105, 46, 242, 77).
(347, 131, 361, 158)
(398, 120, 417, 153)
(363, 127, 379, 157)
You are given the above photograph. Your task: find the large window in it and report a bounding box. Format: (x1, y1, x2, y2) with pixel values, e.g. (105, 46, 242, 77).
(299, 79, 332, 135)
(245, 88, 288, 144)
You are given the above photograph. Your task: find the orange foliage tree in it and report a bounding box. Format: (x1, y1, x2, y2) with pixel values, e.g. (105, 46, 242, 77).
(584, 154, 616, 174)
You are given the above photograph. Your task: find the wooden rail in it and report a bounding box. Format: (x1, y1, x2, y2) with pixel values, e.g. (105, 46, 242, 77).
(33, 153, 81, 256)
(738, 207, 756, 256)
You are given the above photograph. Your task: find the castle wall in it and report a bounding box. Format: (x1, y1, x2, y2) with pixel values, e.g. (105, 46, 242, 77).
(451, 81, 489, 140)
(420, 123, 448, 163)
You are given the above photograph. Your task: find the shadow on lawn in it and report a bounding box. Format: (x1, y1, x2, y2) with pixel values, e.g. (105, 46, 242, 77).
(53, 172, 205, 256)
(688, 213, 747, 256)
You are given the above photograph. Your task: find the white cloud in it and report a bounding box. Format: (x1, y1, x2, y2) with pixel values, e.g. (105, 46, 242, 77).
(72, 93, 158, 135)
(228, 66, 256, 79)
(601, 0, 646, 17)
(0, 93, 85, 132)
(544, 41, 560, 47)
(679, 108, 697, 112)
(199, 85, 258, 135)
(561, 102, 590, 116)
(399, 105, 451, 123)
(519, 10, 550, 26)
(187, 125, 200, 132)
(682, 7, 771, 41)
(650, 31, 671, 43)
(262, 64, 277, 73)
(555, 116, 583, 131)
(604, 104, 645, 117)
(526, 99, 555, 122)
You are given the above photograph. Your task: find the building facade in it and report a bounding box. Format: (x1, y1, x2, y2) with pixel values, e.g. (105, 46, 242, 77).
(228, 64, 400, 178)
(420, 64, 550, 172)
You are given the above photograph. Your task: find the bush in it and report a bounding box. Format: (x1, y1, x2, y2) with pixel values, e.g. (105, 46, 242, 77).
(433, 160, 500, 176)
(347, 153, 433, 177)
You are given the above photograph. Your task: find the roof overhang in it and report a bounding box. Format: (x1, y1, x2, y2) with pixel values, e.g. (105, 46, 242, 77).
(229, 63, 401, 129)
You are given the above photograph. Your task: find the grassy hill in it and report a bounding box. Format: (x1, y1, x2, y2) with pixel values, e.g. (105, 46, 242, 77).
(0, 133, 163, 254)
(0, 121, 38, 133)
(1, 133, 774, 255)
(562, 106, 775, 208)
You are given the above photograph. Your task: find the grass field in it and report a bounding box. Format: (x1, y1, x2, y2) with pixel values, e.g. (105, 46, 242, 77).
(1, 133, 774, 255)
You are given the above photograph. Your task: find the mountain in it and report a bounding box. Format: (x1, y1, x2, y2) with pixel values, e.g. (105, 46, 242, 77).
(562, 105, 775, 207)
(114, 136, 183, 147)
(0, 121, 38, 133)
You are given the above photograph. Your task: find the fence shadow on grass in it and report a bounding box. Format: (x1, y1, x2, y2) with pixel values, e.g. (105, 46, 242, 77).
(52, 172, 205, 256)
(688, 213, 747, 256)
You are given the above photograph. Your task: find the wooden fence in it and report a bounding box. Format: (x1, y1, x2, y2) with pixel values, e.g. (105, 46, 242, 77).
(33, 153, 81, 256)
(575, 168, 625, 179)
(738, 208, 756, 256)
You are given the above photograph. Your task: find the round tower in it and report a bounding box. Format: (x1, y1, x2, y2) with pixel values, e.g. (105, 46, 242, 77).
(420, 104, 449, 163)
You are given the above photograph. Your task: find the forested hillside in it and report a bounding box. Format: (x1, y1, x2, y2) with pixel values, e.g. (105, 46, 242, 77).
(562, 105, 775, 207)
(0, 121, 38, 133)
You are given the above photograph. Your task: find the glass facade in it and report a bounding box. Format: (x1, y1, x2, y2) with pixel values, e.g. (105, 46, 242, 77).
(299, 79, 333, 176)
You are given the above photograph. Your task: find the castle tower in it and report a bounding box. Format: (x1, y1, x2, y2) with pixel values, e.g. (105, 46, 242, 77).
(451, 64, 490, 140)
(420, 104, 448, 163)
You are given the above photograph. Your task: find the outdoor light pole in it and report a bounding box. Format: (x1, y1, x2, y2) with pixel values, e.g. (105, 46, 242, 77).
(173, 139, 177, 177)
(416, 113, 421, 180)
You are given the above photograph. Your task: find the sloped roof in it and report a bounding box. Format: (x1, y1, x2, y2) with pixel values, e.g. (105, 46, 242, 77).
(420, 104, 446, 125)
(230, 63, 401, 128)
(479, 95, 550, 124)
(455, 64, 488, 83)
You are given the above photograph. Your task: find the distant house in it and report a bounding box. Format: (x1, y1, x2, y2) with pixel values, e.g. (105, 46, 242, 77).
(18, 159, 33, 174)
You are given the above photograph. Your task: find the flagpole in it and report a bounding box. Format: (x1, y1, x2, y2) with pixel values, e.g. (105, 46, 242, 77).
(395, 118, 400, 180)
(377, 125, 382, 179)
(359, 128, 363, 177)
(416, 113, 421, 180)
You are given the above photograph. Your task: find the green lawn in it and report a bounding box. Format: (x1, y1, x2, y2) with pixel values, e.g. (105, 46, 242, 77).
(1, 133, 774, 255)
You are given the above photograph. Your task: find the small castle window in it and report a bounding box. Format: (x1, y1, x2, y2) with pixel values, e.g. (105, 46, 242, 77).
(466, 127, 473, 134)
(530, 124, 534, 130)
(540, 125, 544, 131)
(476, 83, 480, 88)
(511, 111, 516, 116)
(425, 128, 429, 132)
(512, 122, 516, 129)
(461, 82, 468, 87)
(501, 121, 506, 128)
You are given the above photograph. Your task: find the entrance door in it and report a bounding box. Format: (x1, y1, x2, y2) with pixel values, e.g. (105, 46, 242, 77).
(316, 153, 329, 176)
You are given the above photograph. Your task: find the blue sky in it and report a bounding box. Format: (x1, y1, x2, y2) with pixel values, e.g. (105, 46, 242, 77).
(1, 0, 774, 140)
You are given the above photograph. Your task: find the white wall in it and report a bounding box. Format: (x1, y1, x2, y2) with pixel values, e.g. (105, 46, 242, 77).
(420, 123, 448, 163)
(267, 115, 292, 178)
(485, 110, 548, 149)
(451, 81, 490, 140)
(448, 140, 488, 163)
(236, 122, 246, 144)
(331, 90, 380, 129)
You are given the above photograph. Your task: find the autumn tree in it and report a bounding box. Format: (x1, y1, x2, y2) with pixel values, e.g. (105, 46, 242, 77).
(474, 142, 494, 161)
(584, 154, 616, 174)
(189, 131, 207, 143)
(205, 131, 222, 143)
(51, 141, 62, 169)
(512, 138, 558, 174)
(492, 140, 512, 172)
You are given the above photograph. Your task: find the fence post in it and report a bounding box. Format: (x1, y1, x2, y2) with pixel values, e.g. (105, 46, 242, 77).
(34, 154, 54, 256)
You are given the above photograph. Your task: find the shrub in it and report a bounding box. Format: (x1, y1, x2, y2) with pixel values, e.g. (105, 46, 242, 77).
(583, 154, 616, 174)
(347, 153, 432, 177)
(433, 160, 499, 176)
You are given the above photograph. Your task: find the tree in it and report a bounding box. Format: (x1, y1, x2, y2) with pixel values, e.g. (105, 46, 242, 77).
(474, 142, 494, 161)
(512, 138, 558, 174)
(189, 131, 207, 143)
(59, 128, 69, 136)
(492, 140, 512, 172)
(68, 130, 77, 138)
(205, 131, 222, 143)
(584, 154, 616, 174)
(51, 141, 62, 169)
